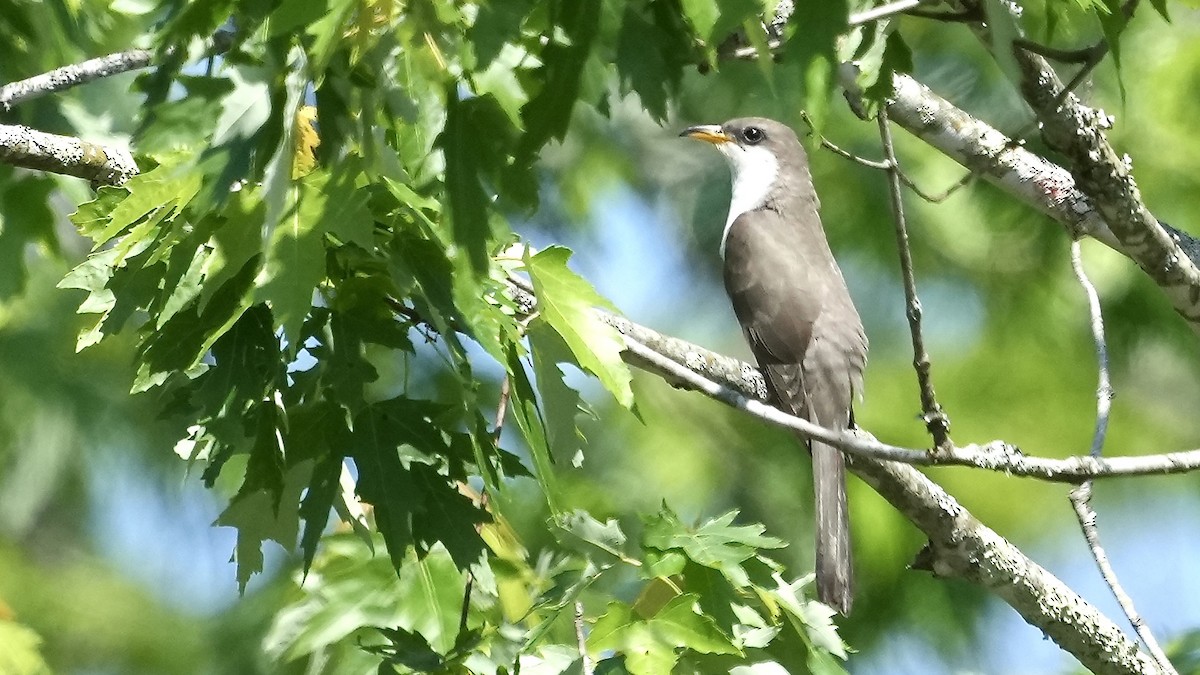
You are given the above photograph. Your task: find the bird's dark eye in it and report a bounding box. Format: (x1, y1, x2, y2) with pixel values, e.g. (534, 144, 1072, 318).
(742, 126, 765, 145)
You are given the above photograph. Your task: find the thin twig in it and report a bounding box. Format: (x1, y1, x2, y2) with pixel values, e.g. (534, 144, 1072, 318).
(1013, 38, 1105, 64)
(902, 169, 976, 203)
(849, 0, 927, 25)
(459, 574, 475, 637)
(507, 275, 1200, 481)
(1071, 241, 1113, 460)
(903, 7, 981, 21)
(1067, 241, 1175, 675)
(493, 376, 512, 446)
(876, 109, 952, 448)
(575, 601, 593, 675)
(803, 112, 976, 203)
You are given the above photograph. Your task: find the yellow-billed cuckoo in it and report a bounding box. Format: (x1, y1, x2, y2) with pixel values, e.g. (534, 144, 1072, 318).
(682, 117, 868, 615)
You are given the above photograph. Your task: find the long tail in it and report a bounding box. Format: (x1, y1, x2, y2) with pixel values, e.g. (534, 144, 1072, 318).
(812, 441, 853, 615)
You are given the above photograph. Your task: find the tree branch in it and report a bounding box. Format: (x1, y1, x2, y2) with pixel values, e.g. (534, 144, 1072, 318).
(877, 109, 952, 448)
(849, 0, 929, 26)
(1009, 49, 1200, 327)
(879, 72, 1200, 331)
(1068, 241, 1175, 673)
(507, 274, 1200, 482)
(0, 48, 153, 110)
(0, 123, 137, 186)
(616, 335, 1158, 675)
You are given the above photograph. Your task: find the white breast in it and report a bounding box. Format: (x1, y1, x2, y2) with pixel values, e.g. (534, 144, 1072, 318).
(718, 144, 780, 258)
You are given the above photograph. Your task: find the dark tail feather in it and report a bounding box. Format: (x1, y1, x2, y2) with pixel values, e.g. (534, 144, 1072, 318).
(812, 441, 853, 615)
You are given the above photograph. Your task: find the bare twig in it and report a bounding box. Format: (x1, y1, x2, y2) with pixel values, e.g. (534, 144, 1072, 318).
(0, 48, 153, 110)
(575, 601, 593, 675)
(1072, 241, 1114, 460)
(903, 169, 976, 203)
(877, 110, 952, 448)
(1068, 241, 1175, 674)
(815, 135, 891, 171)
(849, 0, 928, 26)
(1014, 38, 1105, 64)
(613, 327, 1200, 480)
(492, 375, 512, 445)
(459, 574, 475, 637)
(815, 129, 975, 203)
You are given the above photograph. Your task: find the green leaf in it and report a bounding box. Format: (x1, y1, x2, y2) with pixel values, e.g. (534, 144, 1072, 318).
(1147, 0, 1170, 21)
(642, 509, 784, 587)
(439, 90, 497, 275)
(556, 509, 628, 559)
(771, 575, 848, 662)
(516, 0, 601, 160)
(525, 246, 633, 408)
(262, 48, 310, 239)
(782, 0, 847, 135)
(133, 252, 258, 392)
(0, 174, 56, 300)
(652, 593, 741, 656)
(391, 545, 467, 653)
(588, 595, 737, 674)
(193, 64, 273, 213)
(680, 0, 719, 41)
(256, 182, 325, 348)
(351, 404, 419, 570)
(82, 161, 200, 246)
(1094, 0, 1129, 93)
(983, 0, 1023, 84)
(589, 602, 679, 675)
(265, 537, 466, 660)
(862, 31, 913, 110)
(616, 2, 692, 121)
(257, 169, 371, 347)
(289, 401, 353, 575)
(409, 463, 489, 569)
(216, 428, 313, 591)
(0, 621, 50, 675)
(198, 191, 265, 313)
(505, 344, 563, 513)
(529, 321, 586, 467)
(468, 0, 536, 67)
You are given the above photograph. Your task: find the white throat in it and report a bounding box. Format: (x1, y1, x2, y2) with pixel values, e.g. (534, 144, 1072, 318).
(718, 144, 779, 257)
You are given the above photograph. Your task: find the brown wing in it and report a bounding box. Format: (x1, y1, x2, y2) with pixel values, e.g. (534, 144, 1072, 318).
(722, 207, 866, 426)
(721, 205, 867, 615)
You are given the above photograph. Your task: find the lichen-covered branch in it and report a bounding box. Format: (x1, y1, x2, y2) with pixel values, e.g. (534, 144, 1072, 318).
(618, 335, 1158, 675)
(1012, 49, 1200, 326)
(0, 48, 153, 110)
(0, 123, 137, 186)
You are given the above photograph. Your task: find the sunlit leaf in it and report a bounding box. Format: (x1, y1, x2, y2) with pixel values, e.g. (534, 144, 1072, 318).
(525, 246, 633, 408)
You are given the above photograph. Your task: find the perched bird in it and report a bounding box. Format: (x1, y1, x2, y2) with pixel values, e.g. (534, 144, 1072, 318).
(682, 117, 868, 615)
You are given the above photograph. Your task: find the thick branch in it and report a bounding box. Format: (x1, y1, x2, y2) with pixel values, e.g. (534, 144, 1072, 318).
(1011, 50, 1200, 327)
(851, 456, 1157, 675)
(850, 73, 1200, 331)
(617, 334, 1157, 675)
(0, 123, 137, 186)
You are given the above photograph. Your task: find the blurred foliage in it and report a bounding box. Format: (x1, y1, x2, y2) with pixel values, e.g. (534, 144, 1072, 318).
(3, 0, 1200, 673)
